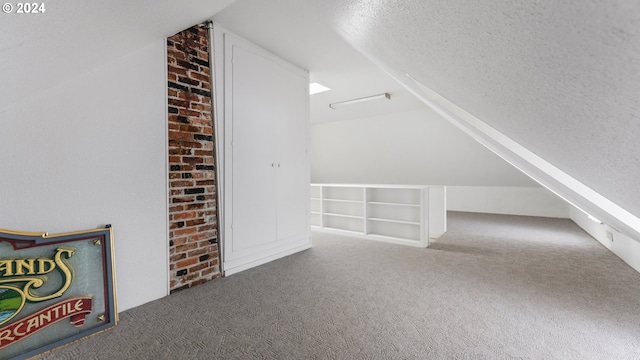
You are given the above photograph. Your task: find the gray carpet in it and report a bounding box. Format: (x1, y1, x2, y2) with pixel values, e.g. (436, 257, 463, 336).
(38, 212, 640, 359)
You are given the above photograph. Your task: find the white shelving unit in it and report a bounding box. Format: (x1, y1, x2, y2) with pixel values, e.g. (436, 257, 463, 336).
(310, 184, 446, 248)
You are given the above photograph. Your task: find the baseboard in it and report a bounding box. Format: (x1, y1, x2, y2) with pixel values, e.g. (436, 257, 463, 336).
(224, 242, 312, 276)
(570, 206, 640, 274)
(312, 227, 429, 248)
(447, 186, 570, 218)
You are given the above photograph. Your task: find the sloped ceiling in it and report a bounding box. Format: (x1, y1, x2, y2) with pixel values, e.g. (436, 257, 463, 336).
(3, 0, 638, 235)
(0, 0, 235, 111)
(212, 0, 426, 123)
(213, 0, 538, 187)
(308, 1, 640, 226)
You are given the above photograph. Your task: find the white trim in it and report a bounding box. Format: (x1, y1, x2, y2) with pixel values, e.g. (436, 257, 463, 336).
(571, 207, 640, 274)
(312, 227, 425, 248)
(163, 38, 170, 296)
(211, 21, 227, 274)
(208, 21, 225, 276)
(224, 243, 312, 276)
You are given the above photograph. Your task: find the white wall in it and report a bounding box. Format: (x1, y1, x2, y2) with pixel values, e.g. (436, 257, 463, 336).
(311, 108, 537, 186)
(311, 108, 569, 218)
(447, 186, 570, 218)
(0, 40, 168, 311)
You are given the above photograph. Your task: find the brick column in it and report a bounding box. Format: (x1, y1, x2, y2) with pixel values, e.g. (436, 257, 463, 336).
(167, 24, 220, 292)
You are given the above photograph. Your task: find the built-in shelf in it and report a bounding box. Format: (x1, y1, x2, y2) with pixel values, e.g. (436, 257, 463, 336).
(367, 233, 420, 243)
(368, 217, 420, 226)
(310, 184, 447, 248)
(323, 198, 363, 204)
(324, 213, 363, 219)
(368, 201, 420, 207)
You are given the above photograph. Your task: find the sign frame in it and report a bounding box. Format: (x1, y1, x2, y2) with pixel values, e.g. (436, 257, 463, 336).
(0, 225, 117, 359)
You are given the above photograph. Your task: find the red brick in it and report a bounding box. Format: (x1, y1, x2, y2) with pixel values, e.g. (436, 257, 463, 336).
(187, 233, 208, 242)
(191, 279, 208, 286)
(197, 225, 216, 232)
(187, 248, 207, 257)
(168, 49, 187, 61)
(169, 205, 184, 212)
(169, 98, 189, 108)
(196, 180, 215, 186)
(176, 257, 198, 269)
(175, 243, 198, 253)
(180, 125, 201, 133)
(174, 227, 197, 237)
(172, 237, 188, 246)
(170, 180, 194, 187)
(191, 72, 209, 82)
(170, 253, 186, 262)
(186, 218, 205, 227)
(179, 109, 201, 117)
(168, 64, 187, 75)
(189, 263, 208, 273)
(168, 23, 219, 292)
(168, 131, 192, 140)
(183, 157, 204, 164)
(173, 211, 196, 220)
(185, 203, 205, 210)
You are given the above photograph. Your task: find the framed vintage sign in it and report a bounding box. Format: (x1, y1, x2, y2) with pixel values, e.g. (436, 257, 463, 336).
(0, 225, 117, 359)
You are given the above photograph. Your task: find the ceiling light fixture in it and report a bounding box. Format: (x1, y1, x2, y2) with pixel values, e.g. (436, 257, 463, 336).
(309, 82, 331, 95)
(329, 93, 391, 109)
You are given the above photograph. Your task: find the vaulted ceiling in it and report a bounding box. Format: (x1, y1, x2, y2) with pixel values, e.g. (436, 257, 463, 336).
(307, 0, 640, 220)
(215, 0, 640, 238)
(2, 0, 639, 238)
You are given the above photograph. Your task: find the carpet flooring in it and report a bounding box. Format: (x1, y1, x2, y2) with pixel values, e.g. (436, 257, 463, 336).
(37, 212, 640, 359)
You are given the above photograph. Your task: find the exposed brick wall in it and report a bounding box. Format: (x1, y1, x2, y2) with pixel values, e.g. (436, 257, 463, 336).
(167, 24, 220, 292)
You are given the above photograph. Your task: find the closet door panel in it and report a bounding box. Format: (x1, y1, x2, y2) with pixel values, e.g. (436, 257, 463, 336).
(221, 30, 311, 274)
(274, 65, 308, 241)
(228, 44, 277, 252)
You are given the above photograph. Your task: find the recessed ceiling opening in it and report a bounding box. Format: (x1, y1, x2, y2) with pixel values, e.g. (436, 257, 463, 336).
(309, 82, 331, 95)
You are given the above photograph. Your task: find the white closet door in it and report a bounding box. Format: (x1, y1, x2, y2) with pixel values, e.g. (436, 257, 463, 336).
(227, 42, 277, 253)
(274, 67, 308, 241)
(222, 31, 311, 275)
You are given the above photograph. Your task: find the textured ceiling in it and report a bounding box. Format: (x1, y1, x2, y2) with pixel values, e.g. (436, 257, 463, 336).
(0, 0, 235, 111)
(308, 0, 640, 219)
